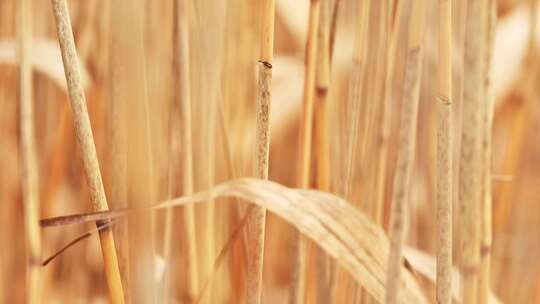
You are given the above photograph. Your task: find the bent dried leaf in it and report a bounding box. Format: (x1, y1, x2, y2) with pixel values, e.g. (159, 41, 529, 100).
(42, 178, 427, 303)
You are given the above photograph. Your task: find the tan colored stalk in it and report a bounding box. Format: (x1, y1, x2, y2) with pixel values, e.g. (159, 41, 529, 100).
(313, 0, 331, 303)
(163, 0, 198, 301)
(385, 0, 427, 303)
(436, 1, 453, 304)
(460, 0, 487, 302)
(343, 0, 370, 202)
(373, 0, 405, 225)
(291, 1, 320, 303)
(50, 0, 124, 303)
(108, 0, 130, 300)
(178, 0, 198, 300)
(333, 1, 371, 303)
(247, 0, 275, 303)
(18, 0, 41, 301)
(478, 1, 496, 303)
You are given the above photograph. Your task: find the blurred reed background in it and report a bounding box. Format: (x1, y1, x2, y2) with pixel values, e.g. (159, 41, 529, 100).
(1, 0, 540, 303)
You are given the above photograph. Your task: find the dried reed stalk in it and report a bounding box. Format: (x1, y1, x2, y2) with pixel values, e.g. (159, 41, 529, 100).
(334, 1, 371, 302)
(385, 0, 426, 303)
(343, 0, 370, 202)
(50, 0, 124, 302)
(292, 0, 320, 303)
(460, 0, 487, 302)
(313, 0, 332, 303)
(297, 0, 321, 188)
(178, 0, 199, 299)
(478, 1, 496, 303)
(247, 0, 275, 303)
(436, 1, 453, 304)
(108, 1, 130, 300)
(373, 0, 405, 225)
(163, 0, 199, 301)
(18, 0, 41, 301)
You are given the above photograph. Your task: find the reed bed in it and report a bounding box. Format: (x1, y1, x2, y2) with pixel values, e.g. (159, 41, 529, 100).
(1, 0, 539, 303)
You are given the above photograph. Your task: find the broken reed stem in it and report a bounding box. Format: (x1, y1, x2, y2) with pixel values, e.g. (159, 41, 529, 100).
(50, 0, 124, 303)
(314, 0, 331, 303)
(460, 0, 487, 302)
(478, 1, 496, 303)
(385, 0, 426, 303)
(18, 0, 42, 301)
(247, 0, 275, 303)
(291, 0, 320, 303)
(162, 0, 199, 301)
(436, 1, 453, 304)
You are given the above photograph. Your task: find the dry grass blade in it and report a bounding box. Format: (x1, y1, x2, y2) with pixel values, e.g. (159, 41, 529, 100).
(50, 0, 124, 302)
(18, 0, 41, 301)
(40, 178, 428, 304)
(385, 0, 427, 303)
(436, 0, 453, 304)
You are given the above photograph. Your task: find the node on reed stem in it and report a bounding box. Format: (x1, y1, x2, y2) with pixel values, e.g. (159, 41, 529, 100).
(291, 0, 321, 303)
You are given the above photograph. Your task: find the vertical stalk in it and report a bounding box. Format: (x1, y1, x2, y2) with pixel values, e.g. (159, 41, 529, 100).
(334, 1, 371, 302)
(436, 1, 453, 304)
(164, 0, 199, 301)
(314, 0, 331, 303)
(478, 1, 496, 303)
(178, 0, 199, 300)
(460, 0, 487, 302)
(50, 0, 124, 303)
(247, 0, 275, 303)
(292, 0, 320, 303)
(18, 0, 41, 302)
(373, 0, 404, 226)
(385, 0, 426, 303)
(109, 0, 130, 300)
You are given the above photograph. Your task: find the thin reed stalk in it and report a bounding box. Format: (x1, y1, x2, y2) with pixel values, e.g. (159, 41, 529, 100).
(478, 1, 496, 303)
(50, 0, 124, 303)
(385, 0, 427, 303)
(313, 0, 332, 303)
(334, 1, 371, 302)
(460, 0, 487, 302)
(247, 0, 275, 303)
(291, 0, 321, 303)
(436, 1, 453, 304)
(108, 0, 130, 300)
(343, 0, 370, 202)
(374, 0, 405, 226)
(163, 0, 198, 301)
(18, 0, 41, 301)
(178, 0, 198, 300)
